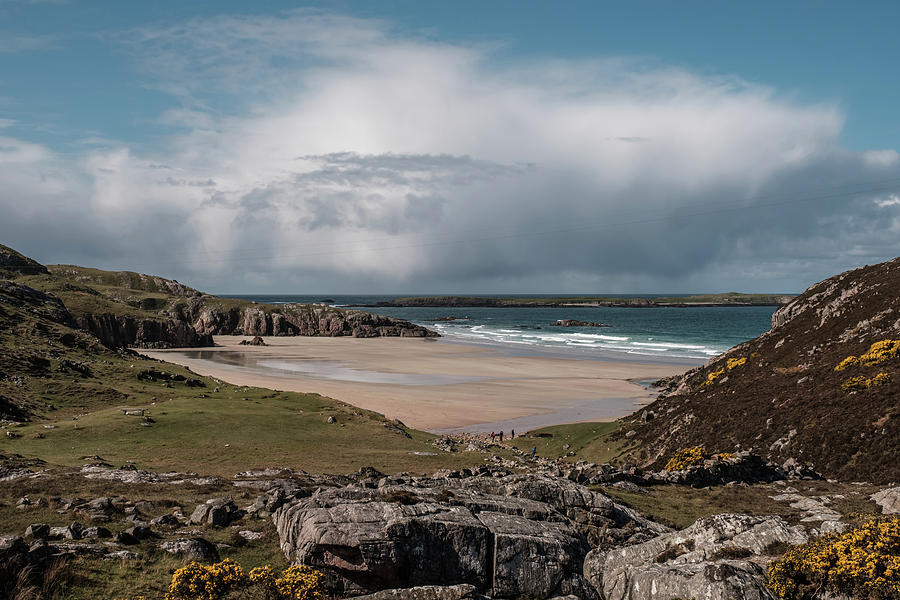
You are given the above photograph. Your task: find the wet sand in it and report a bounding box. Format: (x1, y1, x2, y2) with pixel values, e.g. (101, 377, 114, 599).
(141, 336, 692, 432)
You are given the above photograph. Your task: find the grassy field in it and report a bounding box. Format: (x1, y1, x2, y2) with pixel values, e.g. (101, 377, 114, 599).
(507, 421, 637, 464)
(599, 480, 883, 530)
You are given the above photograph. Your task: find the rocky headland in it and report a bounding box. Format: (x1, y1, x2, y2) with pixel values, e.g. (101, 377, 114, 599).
(2, 245, 436, 349)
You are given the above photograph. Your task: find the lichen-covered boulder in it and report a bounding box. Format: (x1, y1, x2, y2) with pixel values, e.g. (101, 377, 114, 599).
(585, 514, 808, 600)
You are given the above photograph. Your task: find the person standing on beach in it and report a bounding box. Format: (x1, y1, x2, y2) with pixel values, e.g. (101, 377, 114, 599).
(490, 431, 495, 443)
(530, 447, 536, 458)
(511, 429, 515, 439)
(499, 431, 504, 442)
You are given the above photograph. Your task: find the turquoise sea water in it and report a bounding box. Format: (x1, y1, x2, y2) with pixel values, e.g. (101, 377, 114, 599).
(226, 295, 777, 363)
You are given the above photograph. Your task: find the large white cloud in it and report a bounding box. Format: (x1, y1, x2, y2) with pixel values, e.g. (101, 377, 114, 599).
(2, 9, 899, 293)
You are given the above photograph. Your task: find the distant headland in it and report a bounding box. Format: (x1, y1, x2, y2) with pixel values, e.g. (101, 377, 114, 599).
(364, 292, 795, 308)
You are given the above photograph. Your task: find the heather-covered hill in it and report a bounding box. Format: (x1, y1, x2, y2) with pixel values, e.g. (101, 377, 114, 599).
(618, 257, 900, 483)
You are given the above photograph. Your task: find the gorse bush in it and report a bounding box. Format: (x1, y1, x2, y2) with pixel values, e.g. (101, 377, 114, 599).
(726, 357, 747, 370)
(702, 356, 746, 386)
(165, 560, 324, 600)
(841, 373, 892, 393)
(767, 516, 900, 600)
(834, 339, 900, 371)
(664, 446, 707, 471)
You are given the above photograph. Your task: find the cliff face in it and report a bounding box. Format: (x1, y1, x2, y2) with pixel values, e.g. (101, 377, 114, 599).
(190, 302, 437, 339)
(621, 257, 900, 483)
(74, 313, 214, 349)
(64, 294, 436, 349)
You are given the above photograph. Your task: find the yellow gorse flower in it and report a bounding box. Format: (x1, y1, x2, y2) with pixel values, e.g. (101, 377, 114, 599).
(835, 339, 900, 371)
(664, 446, 707, 471)
(767, 516, 900, 600)
(841, 372, 891, 392)
(701, 356, 746, 387)
(166, 560, 324, 600)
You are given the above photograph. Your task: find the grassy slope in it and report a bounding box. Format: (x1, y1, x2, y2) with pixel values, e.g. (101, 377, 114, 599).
(0, 284, 484, 476)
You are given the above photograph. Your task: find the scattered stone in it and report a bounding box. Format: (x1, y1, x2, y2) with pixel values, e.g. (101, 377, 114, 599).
(49, 523, 84, 540)
(160, 537, 220, 563)
(150, 514, 181, 527)
(82, 526, 112, 539)
(125, 525, 154, 540)
(24, 523, 49, 539)
(112, 531, 138, 545)
(237, 530, 264, 541)
(105, 550, 140, 560)
(189, 498, 242, 527)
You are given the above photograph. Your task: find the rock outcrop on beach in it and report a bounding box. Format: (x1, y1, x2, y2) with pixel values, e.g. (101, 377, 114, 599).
(1, 245, 436, 349)
(552, 319, 609, 327)
(619, 256, 900, 483)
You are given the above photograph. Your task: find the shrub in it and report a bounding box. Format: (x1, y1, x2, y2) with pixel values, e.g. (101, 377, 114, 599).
(841, 372, 892, 393)
(665, 446, 707, 471)
(766, 516, 900, 599)
(166, 560, 324, 600)
(726, 357, 747, 370)
(701, 356, 746, 387)
(859, 339, 900, 367)
(836, 339, 900, 371)
(834, 355, 859, 371)
(702, 367, 725, 387)
(275, 566, 325, 600)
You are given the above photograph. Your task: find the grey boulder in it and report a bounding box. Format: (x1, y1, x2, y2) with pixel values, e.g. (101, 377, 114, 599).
(871, 486, 900, 514)
(160, 537, 220, 563)
(273, 473, 641, 598)
(585, 513, 808, 600)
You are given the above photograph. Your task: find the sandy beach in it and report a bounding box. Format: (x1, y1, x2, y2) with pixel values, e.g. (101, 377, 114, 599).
(141, 336, 692, 432)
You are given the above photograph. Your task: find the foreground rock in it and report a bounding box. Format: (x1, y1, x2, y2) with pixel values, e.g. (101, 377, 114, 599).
(872, 486, 900, 514)
(585, 514, 808, 600)
(274, 470, 667, 598)
(354, 584, 487, 599)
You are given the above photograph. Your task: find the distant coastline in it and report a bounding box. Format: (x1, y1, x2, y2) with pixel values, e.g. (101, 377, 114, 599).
(361, 292, 794, 309)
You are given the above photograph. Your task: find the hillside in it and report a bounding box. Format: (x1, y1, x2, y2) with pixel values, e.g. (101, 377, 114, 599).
(617, 257, 900, 483)
(3, 246, 435, 348)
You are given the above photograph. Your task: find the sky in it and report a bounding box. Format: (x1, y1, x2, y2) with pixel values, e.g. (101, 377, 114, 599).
(2, 1, 900, 294)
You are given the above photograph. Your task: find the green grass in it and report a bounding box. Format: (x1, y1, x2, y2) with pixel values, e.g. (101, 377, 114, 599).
(599, 480, 883, 530)
(507, 421, 629, 463)
(0, 378, 489, 476)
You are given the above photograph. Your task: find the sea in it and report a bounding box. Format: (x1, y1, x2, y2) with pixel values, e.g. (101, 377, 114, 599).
(224, 294, 778, 364)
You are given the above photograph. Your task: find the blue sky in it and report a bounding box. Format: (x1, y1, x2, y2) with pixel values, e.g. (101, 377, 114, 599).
(1, 1, 899, 293)
(4, 1, 899, 151)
